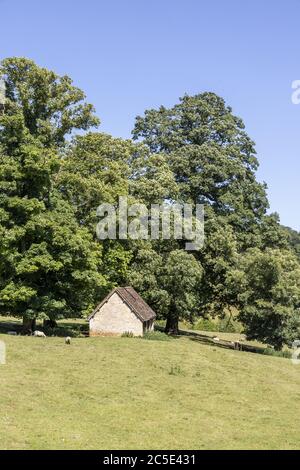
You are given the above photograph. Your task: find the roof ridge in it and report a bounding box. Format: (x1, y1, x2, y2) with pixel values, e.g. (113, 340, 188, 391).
(89, 286, 156, 322)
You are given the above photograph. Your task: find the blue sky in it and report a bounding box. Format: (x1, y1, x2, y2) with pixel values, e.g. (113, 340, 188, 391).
(1, 0, 300, 229)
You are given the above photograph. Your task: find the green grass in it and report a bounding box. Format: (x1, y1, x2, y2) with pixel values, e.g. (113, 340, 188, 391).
(1, 319, 300, 449)
(143, 330, 172, 341)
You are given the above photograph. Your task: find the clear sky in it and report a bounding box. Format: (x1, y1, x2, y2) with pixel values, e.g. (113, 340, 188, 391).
(1, 0, 300, 229)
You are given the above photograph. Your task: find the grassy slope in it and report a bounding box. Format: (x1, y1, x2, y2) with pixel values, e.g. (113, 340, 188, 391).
(1, 329, 300, 450)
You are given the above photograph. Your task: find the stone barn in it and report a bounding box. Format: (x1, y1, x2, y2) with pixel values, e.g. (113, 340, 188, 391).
(89, 287, 156, 337)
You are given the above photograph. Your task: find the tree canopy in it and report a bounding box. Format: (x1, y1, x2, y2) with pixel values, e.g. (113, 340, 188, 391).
(0, 57, 299, 347)
(0, 58, 105, 330)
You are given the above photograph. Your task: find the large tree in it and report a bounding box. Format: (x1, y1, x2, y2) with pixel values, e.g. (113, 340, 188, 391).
(132, 92, 268, 236)
(0, 58, 106, 330)
(128, 246, 202, 334)
(131, 93, 272, 316)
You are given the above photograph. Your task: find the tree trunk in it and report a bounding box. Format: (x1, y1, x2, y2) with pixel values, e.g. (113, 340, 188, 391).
(165, 315, 179, 335)
(22, 317, 36, 334)
(43, 319, 57, 328)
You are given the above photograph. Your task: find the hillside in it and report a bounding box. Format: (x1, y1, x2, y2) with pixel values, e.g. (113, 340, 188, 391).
(1, 329, 300, 449)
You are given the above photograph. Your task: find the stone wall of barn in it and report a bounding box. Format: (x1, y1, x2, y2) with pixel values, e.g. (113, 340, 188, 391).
(89, 292, 143, 336)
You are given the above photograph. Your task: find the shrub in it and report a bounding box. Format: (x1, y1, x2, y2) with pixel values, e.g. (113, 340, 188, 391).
(121, 331, 134, 337)
(260, 348, 292, 359)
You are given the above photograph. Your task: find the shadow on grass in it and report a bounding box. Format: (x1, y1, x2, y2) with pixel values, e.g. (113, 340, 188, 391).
(0, 319, 89, 337)
(154, 325, 182, 340)
(188, 335, 235, 351)
(43, 323, 89, 338)
(0, 319, 23, 335)
(179, 328, 291, 358)
(156, 324, 274, 355)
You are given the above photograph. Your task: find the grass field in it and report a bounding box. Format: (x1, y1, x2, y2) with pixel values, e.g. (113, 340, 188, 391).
(1, 319, 300, 449)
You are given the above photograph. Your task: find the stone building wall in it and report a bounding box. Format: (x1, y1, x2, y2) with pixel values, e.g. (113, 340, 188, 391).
(89, 292, 143, 336)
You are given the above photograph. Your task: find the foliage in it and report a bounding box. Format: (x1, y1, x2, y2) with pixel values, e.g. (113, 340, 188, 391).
(238, 248, 300, 349)
(1, 57, 300, 348)
(128, 247, 202, 334)
(0, 57, 99, 147)
(131, 92, 276, 328)
(58, 132, 132, 228)
(132, 92, 268, 238)
(282, 224, 300, 259)
(0, 58, 106, 327)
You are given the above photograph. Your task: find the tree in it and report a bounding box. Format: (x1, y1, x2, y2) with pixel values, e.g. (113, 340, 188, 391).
(196, 208, 242, 317)
(127, 245, 169, 316)
(0, 138, 107, 329)
(132, 92, 269, 247)
(238, 248, 300, 349)
(58, 132, 132, 229)
(281, 224, 300, 259)
(161, 250, 203, 334)
(129, 151, 178, 205)
(0, 58, 106, 330)
(128, 247, 202, 334)
(0, 57, 99, 148)
(131, 93, 273, 319)
(2, 57, 299, 346)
